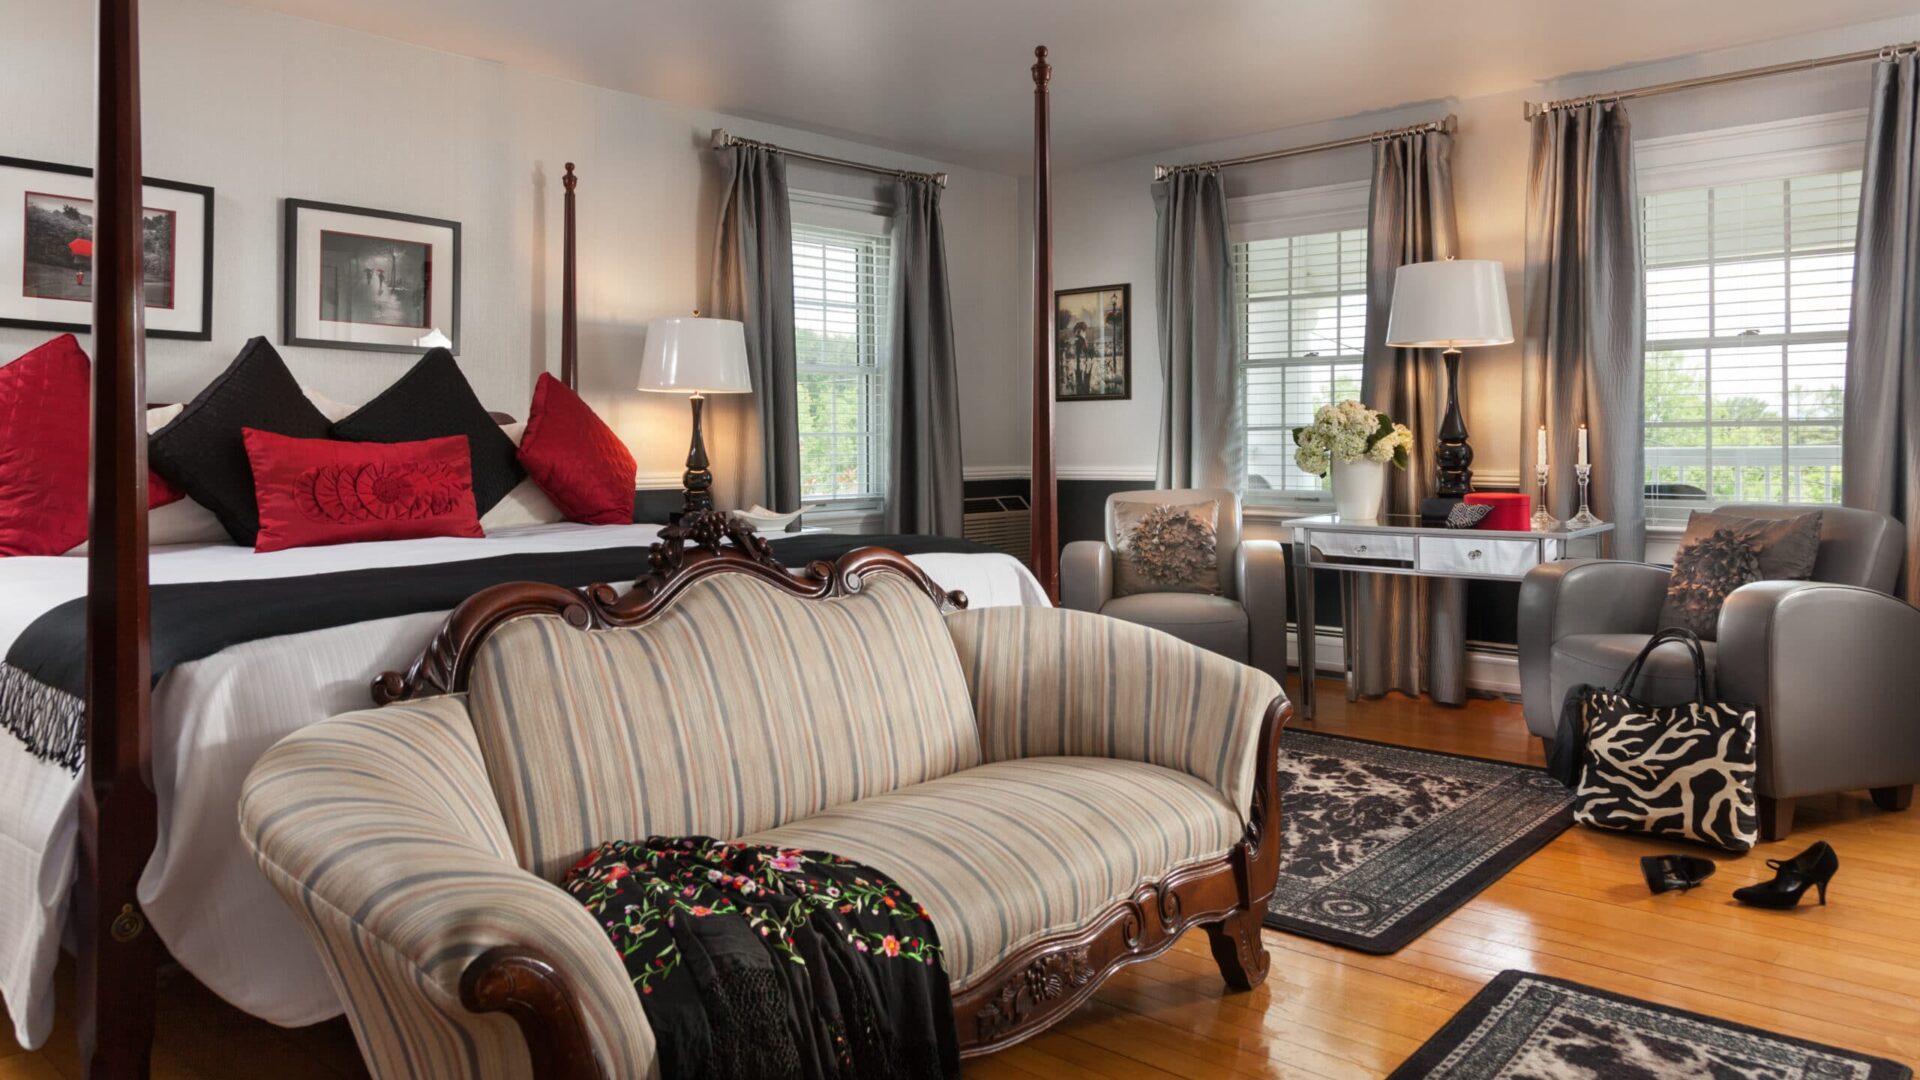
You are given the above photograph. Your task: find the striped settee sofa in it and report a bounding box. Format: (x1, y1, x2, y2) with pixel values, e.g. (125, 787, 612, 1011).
(239, 534, 1288, 1080)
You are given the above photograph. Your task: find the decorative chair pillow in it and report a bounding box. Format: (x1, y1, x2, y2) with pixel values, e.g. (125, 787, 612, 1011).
(149, 337, 334, 545)
(243, 429, 483, 553)
(1657, 509, 1822, 639)
(1112, 499, 1220, 597)
(330, 347, 524, 516)
(516, 373, 636, 525)
(0, 334, 185, 557)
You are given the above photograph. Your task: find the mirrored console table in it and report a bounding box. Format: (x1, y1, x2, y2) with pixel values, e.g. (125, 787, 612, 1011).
(1288, 513, 1614, 720)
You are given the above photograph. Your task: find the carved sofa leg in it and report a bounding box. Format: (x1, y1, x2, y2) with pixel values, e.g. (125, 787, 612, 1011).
(1204, 907, 1270, 992)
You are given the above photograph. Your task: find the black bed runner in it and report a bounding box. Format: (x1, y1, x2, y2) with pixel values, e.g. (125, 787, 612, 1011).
(1, 532, 990, 770)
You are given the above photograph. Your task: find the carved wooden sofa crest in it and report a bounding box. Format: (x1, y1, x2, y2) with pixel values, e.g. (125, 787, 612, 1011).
(239, 513, 1288, 1078)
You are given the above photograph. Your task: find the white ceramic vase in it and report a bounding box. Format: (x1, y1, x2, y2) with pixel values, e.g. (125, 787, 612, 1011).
(1331, 458, 1387, 520)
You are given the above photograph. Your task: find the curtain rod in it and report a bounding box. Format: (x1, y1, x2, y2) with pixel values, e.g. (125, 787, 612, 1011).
(1152, 115, 1456, 181)
(1523, 39, 1919, 119)
(709, 128, 947, 188)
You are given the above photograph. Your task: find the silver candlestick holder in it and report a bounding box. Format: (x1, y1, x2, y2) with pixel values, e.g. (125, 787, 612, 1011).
(1529, 464, 1562, 533)
(1566, 464, 1605, 530)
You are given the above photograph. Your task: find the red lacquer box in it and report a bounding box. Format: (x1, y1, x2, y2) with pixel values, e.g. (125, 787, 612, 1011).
(1463, 492, 1531, 531)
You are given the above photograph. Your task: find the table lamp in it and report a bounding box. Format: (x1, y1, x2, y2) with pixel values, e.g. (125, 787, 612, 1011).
(638, 316, 752, 517)
(1384, 259, 1513, 497)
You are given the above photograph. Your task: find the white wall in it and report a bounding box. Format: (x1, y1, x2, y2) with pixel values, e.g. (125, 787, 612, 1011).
(1044, 12, 1920, 489)
(0, 0, 1027, 498)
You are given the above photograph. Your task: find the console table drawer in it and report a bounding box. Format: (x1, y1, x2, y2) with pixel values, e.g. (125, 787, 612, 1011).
(1311, 532, 1415, 562)
(1416, 536, 1540, 577)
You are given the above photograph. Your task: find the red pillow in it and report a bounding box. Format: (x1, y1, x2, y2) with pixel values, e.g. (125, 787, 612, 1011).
(242, 429, 483, 553)
(0, 334, 183, 557)
(517, 373, 636, 525)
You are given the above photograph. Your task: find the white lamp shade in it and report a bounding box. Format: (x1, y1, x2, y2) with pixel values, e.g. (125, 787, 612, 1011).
(637, 317, 753, 394)
(1384, 260, 1513, 348)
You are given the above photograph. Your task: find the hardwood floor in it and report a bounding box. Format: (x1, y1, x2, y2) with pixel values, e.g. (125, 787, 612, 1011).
(6, 679, 1917, 1078)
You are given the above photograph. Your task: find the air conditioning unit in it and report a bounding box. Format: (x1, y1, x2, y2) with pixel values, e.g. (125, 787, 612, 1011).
(963, 494, 1031, 567)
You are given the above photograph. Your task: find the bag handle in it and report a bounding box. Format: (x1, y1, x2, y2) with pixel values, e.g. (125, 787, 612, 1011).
(1614, 627, 1712, 701)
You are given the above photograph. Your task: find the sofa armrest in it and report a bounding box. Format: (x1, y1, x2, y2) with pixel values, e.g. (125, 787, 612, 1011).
(1061, 540, 1114, 612)
(1718, 580, 1920, 799)
(945, 606, 1288, 820)
(239, 696, 655, 1080)
(1517, 559, 1672, 736)
(1234, 540, 1288, 684)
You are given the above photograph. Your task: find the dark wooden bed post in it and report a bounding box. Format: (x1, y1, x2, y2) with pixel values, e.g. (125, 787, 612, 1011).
(80, 0, 161, 1076)
(1030, 46, 1059, 602)
(561, 162, 578, 390)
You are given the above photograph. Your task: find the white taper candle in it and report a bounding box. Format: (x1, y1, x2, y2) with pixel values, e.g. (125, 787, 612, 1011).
(1536, 425, 1547, 470)
(1578, 424, 1589, 467)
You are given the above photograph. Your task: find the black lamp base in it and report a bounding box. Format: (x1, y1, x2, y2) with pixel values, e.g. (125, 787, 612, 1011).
(674, 393, 714, 523)
(1435, 350, 1474, 497)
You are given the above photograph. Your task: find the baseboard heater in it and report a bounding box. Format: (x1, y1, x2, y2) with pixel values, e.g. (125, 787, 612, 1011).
(963, 494, 1031, 567)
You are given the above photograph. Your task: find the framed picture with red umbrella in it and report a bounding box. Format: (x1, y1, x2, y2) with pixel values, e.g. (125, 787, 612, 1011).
(0, 155, 214, 340)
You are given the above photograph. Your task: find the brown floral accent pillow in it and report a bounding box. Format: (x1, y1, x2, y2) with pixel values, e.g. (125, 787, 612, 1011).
(1657, 510, 1822, 639)
(1113, 500, 1220, 597)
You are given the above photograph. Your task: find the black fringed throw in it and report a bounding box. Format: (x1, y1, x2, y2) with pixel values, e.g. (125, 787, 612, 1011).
(564, 837, 960, 1080)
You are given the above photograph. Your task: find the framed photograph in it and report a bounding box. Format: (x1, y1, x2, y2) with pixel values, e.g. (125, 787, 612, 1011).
(0, 155, 214, 340)
(1055, 283, 1130, 401)
(283, 199, 459, 354)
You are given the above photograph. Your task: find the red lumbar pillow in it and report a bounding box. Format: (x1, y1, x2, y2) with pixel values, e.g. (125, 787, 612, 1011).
(0, 334, 184, 558)
(516, 373, 636, 525)
(242, 428, 484, 553)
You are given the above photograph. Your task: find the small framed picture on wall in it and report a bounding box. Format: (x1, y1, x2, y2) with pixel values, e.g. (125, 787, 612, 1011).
(283, 199, 460, 354)
(0, 155, 215, 340)
(1054, 282, 1130, 401)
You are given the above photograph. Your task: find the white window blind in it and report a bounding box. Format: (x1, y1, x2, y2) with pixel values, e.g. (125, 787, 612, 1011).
(1641, 168, 1859, 518)
(792, 219, 892, 506)
(1233, 226, 1368, 501)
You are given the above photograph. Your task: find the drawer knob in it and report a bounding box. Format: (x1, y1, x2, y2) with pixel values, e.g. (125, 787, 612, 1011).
(1468, 549, 1483, 560)
(1355, 544, 1369, 553)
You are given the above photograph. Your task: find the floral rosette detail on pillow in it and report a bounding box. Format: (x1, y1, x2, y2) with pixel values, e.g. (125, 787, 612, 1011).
(294, 460, 471, 523)
(1290, 399, 1412, 478)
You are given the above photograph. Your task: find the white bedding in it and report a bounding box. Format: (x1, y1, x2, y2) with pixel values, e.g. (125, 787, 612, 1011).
(0, 523, 1047, 1048)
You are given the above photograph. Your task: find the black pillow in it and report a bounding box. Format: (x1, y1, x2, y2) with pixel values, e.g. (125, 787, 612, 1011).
(331, 347, 523, 516)
(149, 337, 333, 545)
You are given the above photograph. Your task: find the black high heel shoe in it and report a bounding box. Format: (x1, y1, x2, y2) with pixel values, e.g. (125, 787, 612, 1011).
(1733, 841, 1839, 910)
(1641, 854, 1716, 895)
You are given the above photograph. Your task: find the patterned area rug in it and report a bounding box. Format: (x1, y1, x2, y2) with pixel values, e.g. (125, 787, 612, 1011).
(1390, 970, 1913, 1079)
(1266, 731, 1573, 953)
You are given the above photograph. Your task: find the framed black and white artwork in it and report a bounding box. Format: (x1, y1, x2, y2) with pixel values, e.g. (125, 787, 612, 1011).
(0, 155, 214, 340)
(1054, 282, 1130, 401)
(283, 199, 460, 354)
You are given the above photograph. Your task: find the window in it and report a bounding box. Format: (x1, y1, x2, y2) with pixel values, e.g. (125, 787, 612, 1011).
(791, 212, 893, 508)
(1230, 182, 1371, 504)
(1638, 115, 1863, 520)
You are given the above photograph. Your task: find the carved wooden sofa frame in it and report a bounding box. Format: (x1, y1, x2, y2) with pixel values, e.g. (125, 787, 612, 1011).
(371, 513, 1288, 1075)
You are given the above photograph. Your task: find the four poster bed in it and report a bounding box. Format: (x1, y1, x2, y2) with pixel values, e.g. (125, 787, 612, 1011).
(42, 10, 1086, 1074)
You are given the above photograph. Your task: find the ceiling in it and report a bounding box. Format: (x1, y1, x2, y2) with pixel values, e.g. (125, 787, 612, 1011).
(228, 0, 1917, 172)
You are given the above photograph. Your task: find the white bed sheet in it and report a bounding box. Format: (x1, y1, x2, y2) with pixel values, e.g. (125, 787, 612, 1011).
(0, 523, 1047, 1048)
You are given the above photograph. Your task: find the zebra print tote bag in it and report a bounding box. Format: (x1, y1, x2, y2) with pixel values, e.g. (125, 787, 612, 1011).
(1566, 628, 1760, 852)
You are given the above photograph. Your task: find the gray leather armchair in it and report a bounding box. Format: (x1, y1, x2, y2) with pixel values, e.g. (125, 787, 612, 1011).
(1061, 488, 1287, 684)
(1518, 503, 1917, 840)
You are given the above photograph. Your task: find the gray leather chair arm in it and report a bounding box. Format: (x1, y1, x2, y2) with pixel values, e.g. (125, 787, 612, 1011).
(1517, 559, 1673, 737)
(1717, 580, 1920, 799)
(1061, 540, 1113, 613)
(1235, 540, 1288, 685)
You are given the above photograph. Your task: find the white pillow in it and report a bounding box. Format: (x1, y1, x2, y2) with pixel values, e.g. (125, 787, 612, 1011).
(301, 385, 355, 423)
(480, 422, 568, 531)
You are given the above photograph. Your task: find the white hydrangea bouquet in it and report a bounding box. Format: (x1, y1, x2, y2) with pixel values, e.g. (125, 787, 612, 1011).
(1291, 400, 1412, 477)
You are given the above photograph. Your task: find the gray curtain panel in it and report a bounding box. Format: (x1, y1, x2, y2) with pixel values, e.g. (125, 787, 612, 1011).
(1153, 169, 1242, 490)
(886, 178, 965, 535)
(1519, 101, 1646, 561)
(709, 143, 800, 511)
(1844, 53, 1920, 605)
(1353, 127, 1468, 702)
